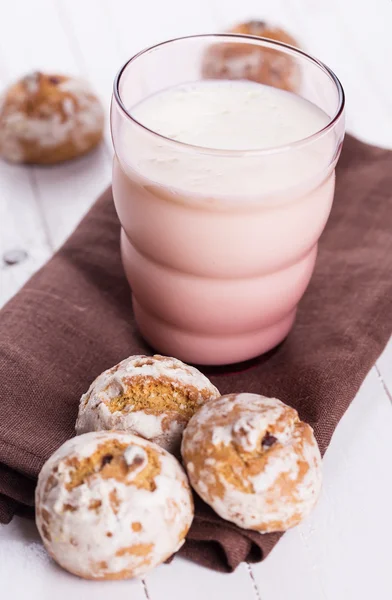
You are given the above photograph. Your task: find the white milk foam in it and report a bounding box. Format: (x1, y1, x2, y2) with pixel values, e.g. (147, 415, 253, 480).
(123, 80, 332, 199)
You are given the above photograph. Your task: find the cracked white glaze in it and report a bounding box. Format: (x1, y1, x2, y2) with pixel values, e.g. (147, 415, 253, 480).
(182, 393, 322, 532)
(76, 355, 220, 453)
(35, 431, 194, 580)
(194, 394, 291, 451)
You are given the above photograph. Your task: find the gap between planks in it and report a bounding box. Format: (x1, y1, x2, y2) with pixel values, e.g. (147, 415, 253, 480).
(53, 0, 114, 161)
(28, 169, 55, 252)
(246, 564, 262, 600)
(142, 578, 151, 600)
(375, 364, 392, 407)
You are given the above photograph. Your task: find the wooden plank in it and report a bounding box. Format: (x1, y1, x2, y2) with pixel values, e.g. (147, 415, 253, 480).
(376, 338, 392, 404)
(324, 0, 392, 116)
(0, 161, 52, 307)
(58, 0, 219, 132)
(55, 0, 119, 144)
(29, 149, 112, 250)
(0, 43, 52, 306)
(0, 0, 112, 251)
(0, 516, 146, 600)
(252, 367, 392, 600)
(211, 0, 293, 31)
(145, 555, 259, 600)
(101, 0, 219, 55)
(0, 0, 79, 79)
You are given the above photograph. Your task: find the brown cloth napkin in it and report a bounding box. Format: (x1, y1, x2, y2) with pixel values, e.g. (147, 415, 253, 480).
(0, 135, 391, 572)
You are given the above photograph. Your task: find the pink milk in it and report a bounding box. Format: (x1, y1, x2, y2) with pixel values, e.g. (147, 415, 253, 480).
(111, 39, 345, 365)
(113, 82, 344, 364)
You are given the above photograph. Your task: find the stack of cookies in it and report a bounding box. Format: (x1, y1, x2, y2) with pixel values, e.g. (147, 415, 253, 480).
(36, 353, 322, 581)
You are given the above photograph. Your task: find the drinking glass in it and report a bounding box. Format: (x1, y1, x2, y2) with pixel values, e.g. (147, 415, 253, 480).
(111, 34, 345, 365)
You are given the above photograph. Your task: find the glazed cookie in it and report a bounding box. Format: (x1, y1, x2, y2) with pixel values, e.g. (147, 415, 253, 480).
(202, 21, 300, 92)
(0, 71, 104, 164)
(76, 355, 220, 454)
(182, 393, 322, 532)
(35, 431, 194, 580)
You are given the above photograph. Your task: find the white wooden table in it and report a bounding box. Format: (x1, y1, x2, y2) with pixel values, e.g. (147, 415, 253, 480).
(0, 1, 391, 598)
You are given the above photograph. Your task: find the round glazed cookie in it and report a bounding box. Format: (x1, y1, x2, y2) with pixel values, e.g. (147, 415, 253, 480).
(76, 355, 220, 454)
(181, 393, 322, 533)
(0, 71, 104, 164)
(202, 21, 300, 92)
(35, 431, 194, 580)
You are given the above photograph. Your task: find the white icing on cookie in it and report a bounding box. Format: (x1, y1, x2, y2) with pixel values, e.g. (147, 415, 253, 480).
(35, 431, 194, 580)
(182, 393, 322, 533)
(0, 74, 104, 162)
(123, 445, 147, 469)
(23, 72, 40, 94)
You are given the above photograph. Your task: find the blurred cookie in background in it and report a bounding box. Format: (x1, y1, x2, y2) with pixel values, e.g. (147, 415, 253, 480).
(230, 20, 299, 47)
(202, 21, 300, 92)
(0, 71, 104, 164)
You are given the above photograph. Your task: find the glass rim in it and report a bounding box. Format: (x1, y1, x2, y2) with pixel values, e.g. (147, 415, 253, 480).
(113, 33, 345, 156)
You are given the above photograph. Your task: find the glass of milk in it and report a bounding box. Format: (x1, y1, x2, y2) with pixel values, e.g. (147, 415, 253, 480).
(111, 34, 345, 365)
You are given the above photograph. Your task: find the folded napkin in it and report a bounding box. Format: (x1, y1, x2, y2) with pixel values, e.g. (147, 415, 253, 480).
(0, 135, 391, 572)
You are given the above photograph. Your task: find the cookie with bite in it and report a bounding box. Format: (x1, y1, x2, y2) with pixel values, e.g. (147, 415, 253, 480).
(76, 355, 220, 454)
